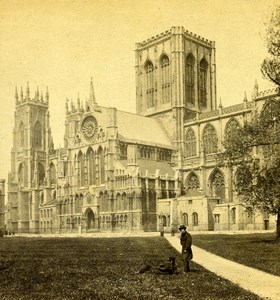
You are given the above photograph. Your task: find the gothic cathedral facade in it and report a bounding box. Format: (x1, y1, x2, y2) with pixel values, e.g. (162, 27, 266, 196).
(5, 26, 277, 234)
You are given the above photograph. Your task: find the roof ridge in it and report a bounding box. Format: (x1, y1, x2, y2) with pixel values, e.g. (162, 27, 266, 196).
(155, 118, 173, 142)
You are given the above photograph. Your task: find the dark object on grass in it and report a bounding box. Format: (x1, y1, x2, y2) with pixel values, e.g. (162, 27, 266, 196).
(138, 264, 152, 274)
(156, 256, 176, 274)
(138, 257, 176, 274)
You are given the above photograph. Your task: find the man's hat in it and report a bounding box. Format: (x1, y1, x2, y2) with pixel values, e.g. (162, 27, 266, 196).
(178, 225, 186, 231)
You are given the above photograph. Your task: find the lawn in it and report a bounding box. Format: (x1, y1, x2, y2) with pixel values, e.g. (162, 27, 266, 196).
(193, 233, 280, 276)
(0, 236, 260, 300)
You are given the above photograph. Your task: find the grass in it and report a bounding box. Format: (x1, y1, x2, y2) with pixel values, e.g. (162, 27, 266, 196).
(193, 233, 280, 276)
(0, 236, 261, 300)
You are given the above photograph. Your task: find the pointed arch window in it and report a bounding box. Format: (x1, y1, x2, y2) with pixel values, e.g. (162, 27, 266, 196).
(99, 192, 104, 211)
(160, 55, 171, 104)
(49, 163, 56, 184)
(199, 58, 208, 108)
(87, 148, 96, 185)
(225, 118, 240, 140)
(202, 124, 218, 154)
(97, 147, 105, 185)
(18, 163, 24, 185)
(230, 208, 236, 224)
(77, 151, 85, 186)
(260, 99, 280, 121)
(210, 170, 225, 201)
(182, 213, 188, 226)
(161, 215, 167, 227)
(235, 166, 252, 195)
(192, 212, 198, 226)
(19, 122, 24, 148)
(186, 173, 200, 196)
(185, 54, 195, 104)
(185, 128, 196, 157)
(38, 163, 45, 186)
(260, 100, 280, 158)
(33, 121, 42, 148)
(145, 61, 155, 108)
(122, 193, 128, 211)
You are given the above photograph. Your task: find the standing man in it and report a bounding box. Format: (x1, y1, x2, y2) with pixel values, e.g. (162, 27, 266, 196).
(179, 225, 193, 272)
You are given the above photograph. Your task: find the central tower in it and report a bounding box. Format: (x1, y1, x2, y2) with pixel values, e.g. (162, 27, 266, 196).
(135, 26, 216, 152)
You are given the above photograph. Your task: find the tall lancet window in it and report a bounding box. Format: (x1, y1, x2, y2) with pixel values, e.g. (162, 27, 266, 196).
(225, 118, 240, 140)
(87, 147, 96, 185)
(33, 121, 42, 148)
(97, 146, 105, 185)
(202, 124, 218, 154)
(185, 128, 196, 157)
(185, 54, 195, 105)
(145, 60, 155, 108)
(199, 58, 208, 108)
(38, 163, 45, 186)
(49, 163, 56, 184)
(210, 170, 225, 201)
(77, 151, 85, 187)
(19, 122, 24, 148)
(18, 163, 24, 185)
(160, 55, 171, 104)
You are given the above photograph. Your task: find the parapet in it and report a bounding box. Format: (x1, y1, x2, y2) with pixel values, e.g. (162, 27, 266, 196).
(136, 26, 214, 49)
(15, 83, 49, 107)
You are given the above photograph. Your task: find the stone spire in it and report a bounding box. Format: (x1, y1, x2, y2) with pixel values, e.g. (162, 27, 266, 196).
(89, 77, 97, 107)
(218, 97, 223, 108)
(15, 86, 18, 104)
(25, 81, 30, 100)
(35, 86, 39, 101)
(20, 86, 23, 101)
(65, 98, 69, 114)
(218, 97, 223, 114)
(243, 91, 248, 108)
(45, 86, 49, 103)
(254, 79, 258, 93)
(252, 79, 258, 100)
(243, 91, 248, 102)
(71, 99, 75, 112)
(77, 93, 80, 111)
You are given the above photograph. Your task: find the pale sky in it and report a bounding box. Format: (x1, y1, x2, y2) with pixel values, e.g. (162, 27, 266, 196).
(0, 0, 277, 182)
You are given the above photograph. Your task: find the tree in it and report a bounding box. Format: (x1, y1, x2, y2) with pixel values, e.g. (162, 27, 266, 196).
(261, 5, 280, 86)
(222, 100, 280, 241)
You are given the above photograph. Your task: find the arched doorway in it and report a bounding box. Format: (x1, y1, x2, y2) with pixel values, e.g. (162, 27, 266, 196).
(85, 208, 95, 230)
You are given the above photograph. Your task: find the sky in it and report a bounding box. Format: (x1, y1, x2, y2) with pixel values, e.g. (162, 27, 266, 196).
(0, 0, 277, 183)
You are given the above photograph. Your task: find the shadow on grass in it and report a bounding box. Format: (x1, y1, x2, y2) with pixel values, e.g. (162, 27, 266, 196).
(248, 238, 276, 244)
(188, 268, 202, 273)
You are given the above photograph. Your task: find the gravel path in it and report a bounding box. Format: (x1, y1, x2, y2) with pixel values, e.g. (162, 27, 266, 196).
(165, 235, 280, 300)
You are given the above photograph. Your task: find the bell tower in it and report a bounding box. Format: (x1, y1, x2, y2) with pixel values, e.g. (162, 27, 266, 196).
(7, 83, 52, 233)
(135, 26, 217, 152)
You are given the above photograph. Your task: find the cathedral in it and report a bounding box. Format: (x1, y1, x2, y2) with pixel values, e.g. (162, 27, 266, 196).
(3, 26, 277, 234)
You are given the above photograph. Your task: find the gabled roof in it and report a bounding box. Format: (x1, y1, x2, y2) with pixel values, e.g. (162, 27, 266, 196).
(137, 159, 175, 177)
(116, 110, 173, 149)
(41, 198, 57, 208)
(92, 106, 173, 149)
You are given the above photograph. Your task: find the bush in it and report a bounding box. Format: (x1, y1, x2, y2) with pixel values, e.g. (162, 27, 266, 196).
(0, 228, 4, 237)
